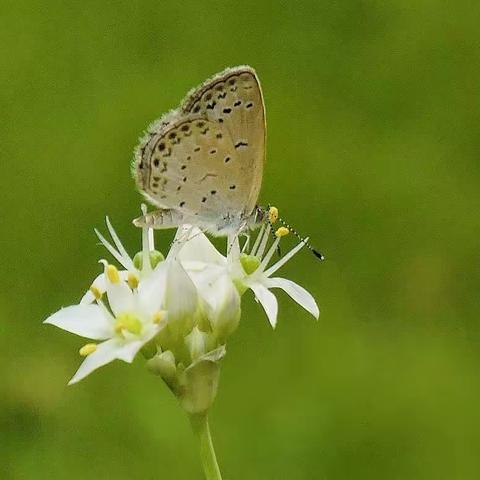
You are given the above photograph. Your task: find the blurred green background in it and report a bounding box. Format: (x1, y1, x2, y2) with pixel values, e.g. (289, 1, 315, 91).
(2, 1, 480, 478)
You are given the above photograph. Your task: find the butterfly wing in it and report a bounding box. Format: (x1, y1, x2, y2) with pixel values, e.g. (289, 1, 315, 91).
(181, 65, 266, 215)
(133, 65, 266, 232)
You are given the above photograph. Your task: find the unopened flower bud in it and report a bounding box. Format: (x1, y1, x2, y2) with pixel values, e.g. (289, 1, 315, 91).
(208, 275, 241, 340)
(185, 327, 208, 362)
(133, 250, 164, 270)
(147, 350, 177, 383)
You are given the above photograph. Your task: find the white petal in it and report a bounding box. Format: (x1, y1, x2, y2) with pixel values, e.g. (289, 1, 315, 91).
(137, 260, 168, 314)
(68, 338, 120, 384)
(80, 270, 130, 305)
(45, 304, 113, 340)
(165, 259, 198, 321)
(249, 283, 278, 328)
(266, 277, 319, 319)
(178, 228, 226, 265)
(117, 322, 163, 362)
(114, 339, 146, 363)
(80, 273, 106, 304)
(106, 280, 134, 316)
(184, 263, 227, 309)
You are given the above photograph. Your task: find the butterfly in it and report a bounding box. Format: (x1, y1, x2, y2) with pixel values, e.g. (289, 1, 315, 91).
(132, 65, 267, 236)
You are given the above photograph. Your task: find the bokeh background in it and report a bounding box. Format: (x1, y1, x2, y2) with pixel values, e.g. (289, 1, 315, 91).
(2, 1, 480, 478)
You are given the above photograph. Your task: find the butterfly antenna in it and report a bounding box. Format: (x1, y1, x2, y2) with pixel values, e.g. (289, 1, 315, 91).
(277, 217, 325, 261)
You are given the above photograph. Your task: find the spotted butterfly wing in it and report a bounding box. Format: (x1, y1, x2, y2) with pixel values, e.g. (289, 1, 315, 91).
(133, 65, 266, 234)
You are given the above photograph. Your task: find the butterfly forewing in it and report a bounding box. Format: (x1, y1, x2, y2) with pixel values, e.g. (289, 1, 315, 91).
(182, 66, 266, 213)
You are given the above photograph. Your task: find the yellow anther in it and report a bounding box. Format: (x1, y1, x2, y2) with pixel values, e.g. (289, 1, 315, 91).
(106, 264, 120, 284)
(275, 227, 289, 238)
(268, 206, 279, 224)
(127, 272, 139, 289)
(89, 285, 103, 300)
(153, 311, 164, 324)
(79, 343, 97, 356)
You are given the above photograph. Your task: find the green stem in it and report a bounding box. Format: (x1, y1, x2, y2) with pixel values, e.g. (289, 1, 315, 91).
(190, 414, 223, 480)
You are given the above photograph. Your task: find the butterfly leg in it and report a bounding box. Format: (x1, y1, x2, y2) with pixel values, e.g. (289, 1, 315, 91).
(132, 209, 185, 229)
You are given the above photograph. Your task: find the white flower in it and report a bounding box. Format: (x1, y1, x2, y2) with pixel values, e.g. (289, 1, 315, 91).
(81, 205, 163, 305)
(45, 262, 166, 384)
(176, 220, 319, 328)
(233, 223, 320, 328)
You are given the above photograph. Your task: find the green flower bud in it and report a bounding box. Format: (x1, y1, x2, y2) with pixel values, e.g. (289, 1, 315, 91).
(147, 350, 177, 385)
(133, 250, 164, 270)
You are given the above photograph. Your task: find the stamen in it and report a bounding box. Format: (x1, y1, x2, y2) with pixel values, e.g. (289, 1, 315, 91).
(241, 234, 250, 253)
(260, 237, 281, 271)
(275, 227, 289, 237)
(250, 223, 266, 256)
(79, 343, 97, 356)
(127, 272, 139, 289)
(141, 204, 152, 274)
(153, 311, 164, 324)
(256, 223, 271, 259)
(268, 206, 279, 224)
(89, 285, 103, 300)
(106, 264, 120, 284)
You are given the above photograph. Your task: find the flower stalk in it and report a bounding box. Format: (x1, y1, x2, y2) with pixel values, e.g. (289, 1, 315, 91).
(190, 414, 223, 480)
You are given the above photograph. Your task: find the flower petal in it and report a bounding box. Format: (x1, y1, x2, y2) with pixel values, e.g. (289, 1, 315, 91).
(165, 259, 198, 322)
(68, 338, 120, 384)
(178, 227, 226, 265)
(266, 277, 319, 319)
(106, 279, 134, 316)
(137, 260, 168, 315)
(249, 283, 278, 328)
(80, 270, 129, 305)
(45, 304, 113, 340)
(80, 273, 106, 304)
(117, 322, 163, 362)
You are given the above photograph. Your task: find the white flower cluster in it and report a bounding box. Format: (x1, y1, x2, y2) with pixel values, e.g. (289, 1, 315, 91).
(45, 208, 319, 412)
